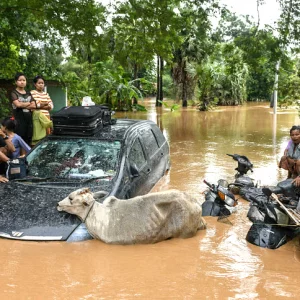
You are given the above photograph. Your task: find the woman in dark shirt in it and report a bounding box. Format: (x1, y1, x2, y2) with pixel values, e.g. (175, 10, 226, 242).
(10, 73, 37, 145)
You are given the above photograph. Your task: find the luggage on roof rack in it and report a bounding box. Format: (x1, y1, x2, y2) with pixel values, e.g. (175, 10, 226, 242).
(52, 105, 116, 136)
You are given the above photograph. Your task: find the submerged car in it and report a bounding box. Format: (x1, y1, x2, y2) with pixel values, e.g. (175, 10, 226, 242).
(0, 119, 170, 241)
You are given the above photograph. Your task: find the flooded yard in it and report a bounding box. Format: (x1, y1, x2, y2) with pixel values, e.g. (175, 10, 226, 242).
(1, 100, 300, 299)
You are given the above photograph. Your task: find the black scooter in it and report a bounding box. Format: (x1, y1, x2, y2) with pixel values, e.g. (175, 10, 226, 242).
(226, 153, 256, 194)
(203, 153, 300, 249)
(246, 186, 300, 249)
(202, 179, 237, 217)
(225, 155, 300, 249)
(202, 154, 254, 217)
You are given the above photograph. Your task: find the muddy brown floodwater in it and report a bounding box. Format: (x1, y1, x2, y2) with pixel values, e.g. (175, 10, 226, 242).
(1, 100, 300, 299)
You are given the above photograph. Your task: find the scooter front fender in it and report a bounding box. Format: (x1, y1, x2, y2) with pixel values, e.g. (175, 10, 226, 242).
(246, 223, 297, 249)
(202, 191, 221, 216)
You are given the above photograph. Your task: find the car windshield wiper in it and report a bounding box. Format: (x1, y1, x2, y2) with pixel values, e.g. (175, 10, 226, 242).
(28, 176, 112, 187)
(13, 175, 112, 184)
(81, 175, 112, 184)
(13, 176, 55, 182)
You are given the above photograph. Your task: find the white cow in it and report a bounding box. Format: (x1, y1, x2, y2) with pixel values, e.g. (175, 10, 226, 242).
(57, 188, 206, 244)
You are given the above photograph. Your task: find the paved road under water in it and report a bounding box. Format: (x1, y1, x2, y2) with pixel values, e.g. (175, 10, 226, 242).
(1, 101, 300, 299)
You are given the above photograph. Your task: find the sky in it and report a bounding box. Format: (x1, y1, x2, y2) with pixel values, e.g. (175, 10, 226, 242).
(220, 0, 281, 27)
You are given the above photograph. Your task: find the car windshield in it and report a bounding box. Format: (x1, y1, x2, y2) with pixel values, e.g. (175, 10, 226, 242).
(26, 138, 121, 179)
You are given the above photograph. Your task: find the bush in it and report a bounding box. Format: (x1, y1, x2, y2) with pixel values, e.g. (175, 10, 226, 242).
(162, 74, 176, 99)
(0, 89, 11, 120)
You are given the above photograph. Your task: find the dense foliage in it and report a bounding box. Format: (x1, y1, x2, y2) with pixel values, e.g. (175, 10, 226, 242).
(1, 0, 300, 112)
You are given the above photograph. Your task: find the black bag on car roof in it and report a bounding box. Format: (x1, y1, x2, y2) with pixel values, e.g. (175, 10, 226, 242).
(52, 105, 115, 136)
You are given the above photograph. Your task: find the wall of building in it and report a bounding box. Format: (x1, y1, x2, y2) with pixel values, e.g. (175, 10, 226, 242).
(45, 81, 67, 113)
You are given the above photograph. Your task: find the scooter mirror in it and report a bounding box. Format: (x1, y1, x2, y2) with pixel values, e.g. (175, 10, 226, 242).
(218, 179, 228, 188)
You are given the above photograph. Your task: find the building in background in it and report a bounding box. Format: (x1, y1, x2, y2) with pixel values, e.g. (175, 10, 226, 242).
(43, 80, 67, 113)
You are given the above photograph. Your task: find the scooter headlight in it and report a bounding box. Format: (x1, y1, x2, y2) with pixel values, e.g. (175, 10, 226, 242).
(218, 191, 237, 207)
(218, 190, 226, 201)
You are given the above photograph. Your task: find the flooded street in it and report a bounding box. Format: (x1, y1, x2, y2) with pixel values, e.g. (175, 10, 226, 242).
(1, 100, 300, 299)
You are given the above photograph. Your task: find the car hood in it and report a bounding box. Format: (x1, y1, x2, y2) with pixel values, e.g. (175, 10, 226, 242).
(0, 180, 113, 241)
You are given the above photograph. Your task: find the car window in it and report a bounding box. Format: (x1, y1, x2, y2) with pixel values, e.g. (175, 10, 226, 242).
(26, 138, 121, 179)
(151, 125, 166, 147)
(140, 128, 159, 158)
(128, 138, 146, 170)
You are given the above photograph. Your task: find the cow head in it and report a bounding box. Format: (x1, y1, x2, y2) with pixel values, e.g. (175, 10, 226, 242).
(57, 188, 95, 221)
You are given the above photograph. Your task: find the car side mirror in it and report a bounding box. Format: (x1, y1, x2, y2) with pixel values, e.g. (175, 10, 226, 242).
(130, 164, 140, 178)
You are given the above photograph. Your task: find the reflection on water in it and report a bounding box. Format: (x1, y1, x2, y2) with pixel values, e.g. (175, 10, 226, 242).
(1, 101, 300, 299)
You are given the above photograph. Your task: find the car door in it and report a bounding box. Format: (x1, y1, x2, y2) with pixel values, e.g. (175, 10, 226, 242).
(139, 125, 169, 187)
(125, 136, 149, 198)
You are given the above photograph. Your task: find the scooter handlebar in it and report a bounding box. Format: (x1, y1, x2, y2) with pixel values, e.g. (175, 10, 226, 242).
(249, 194, 262, 205)
(203, 179, 213, 189)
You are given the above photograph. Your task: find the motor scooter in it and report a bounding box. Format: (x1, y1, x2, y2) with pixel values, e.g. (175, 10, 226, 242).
(227, 155, 300, 249)
(226, 153, 257, 195)
(227, 154, 300, 204)
(201, 154, 254, 217)
(204, 153, 300, 249)
(202, 179, 237, 217)
(246, 186, 300, 249)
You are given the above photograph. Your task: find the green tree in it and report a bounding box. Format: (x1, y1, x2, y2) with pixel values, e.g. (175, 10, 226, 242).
(278, 56, 300, 107)
(93, 60, 143, 110)
(234, 28, 282, 100)
(60, 57, 92, 105)
(213, 10, 284, 101)
(111, 0, 154, 83)
(189, 42, 248, 110)
(171, 1, 218, 107)
(111, 0, 184, 106)
(277, 0, 300, 47)
(66, 0, 106, 65)
(0, 0, 106, 79)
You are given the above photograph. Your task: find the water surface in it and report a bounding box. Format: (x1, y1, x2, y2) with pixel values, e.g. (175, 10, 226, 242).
(1, 100, 300, 299)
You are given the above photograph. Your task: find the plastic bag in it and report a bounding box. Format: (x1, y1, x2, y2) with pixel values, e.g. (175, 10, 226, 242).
(82, 96, 95, 106)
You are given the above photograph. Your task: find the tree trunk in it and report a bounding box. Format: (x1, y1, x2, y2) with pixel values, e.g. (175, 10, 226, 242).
(182, 60, 188, 107)
(133, 62, 138, 84)
(159, 56, 164, 101)
(272, 59, 281, 114)
(87, 45, 92, 90)
(156, 55, 160, 106)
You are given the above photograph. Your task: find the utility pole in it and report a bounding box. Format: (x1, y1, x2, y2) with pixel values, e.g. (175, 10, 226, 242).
(273, 60, 281, 115)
